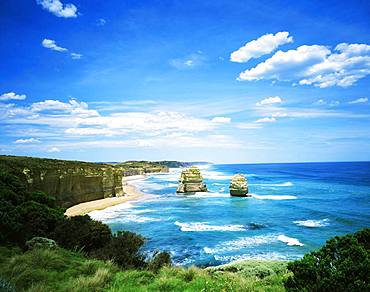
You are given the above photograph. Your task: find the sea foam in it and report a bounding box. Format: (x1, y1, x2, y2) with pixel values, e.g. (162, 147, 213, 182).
(293, 219, 329, 228)
(203, 234, 278, 254)
(251, 194, 297, 200)
(174, 221, 246, 232)
(277, 235, 304, 246)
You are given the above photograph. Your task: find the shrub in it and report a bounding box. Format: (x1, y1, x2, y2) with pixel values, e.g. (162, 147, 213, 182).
(147, 251, 172, 272)
(16, 201, 64, 241)
(285, 228, 370, 292)
(91, 231, 146, 269)
(0, 199, 23, 244)
(28, 191, 56, 208)
(26, 237, 58, 250)
(53, 215, 112, 253)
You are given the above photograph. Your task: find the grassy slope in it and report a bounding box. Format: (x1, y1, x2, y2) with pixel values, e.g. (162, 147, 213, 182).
(0, 247, 289, 292)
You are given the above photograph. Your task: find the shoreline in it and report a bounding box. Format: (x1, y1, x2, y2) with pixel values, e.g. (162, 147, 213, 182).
(65, 174, 149, 217)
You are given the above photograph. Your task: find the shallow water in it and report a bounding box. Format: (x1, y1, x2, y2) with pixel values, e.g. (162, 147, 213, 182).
(89, 162, 370, 266)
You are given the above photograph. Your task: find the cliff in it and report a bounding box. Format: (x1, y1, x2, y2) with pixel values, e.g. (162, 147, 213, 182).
(0, 156, 168, 208)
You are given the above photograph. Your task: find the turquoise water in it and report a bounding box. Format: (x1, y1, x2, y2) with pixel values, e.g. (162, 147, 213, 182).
(89, 162, 370, 266)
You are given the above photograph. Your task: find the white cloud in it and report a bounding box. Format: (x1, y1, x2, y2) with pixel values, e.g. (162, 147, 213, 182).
(36, 0, 78, 18)
(256, 117, 276, 123)
(14, 138, 40, 144)
(211, 117, 231, 123)
(238, 42, 370, 88)
(42, 39, 68, 52)
(30, 99, 99, 117)
(349, 97, 368, 104)
(239, 45, 330, 81)
(70, 53, 82, 59)
(256, 96, 282, 106)
(48, 147, 61, 152)
(0, 92, 26, 101)
(230, 31, 293, 63)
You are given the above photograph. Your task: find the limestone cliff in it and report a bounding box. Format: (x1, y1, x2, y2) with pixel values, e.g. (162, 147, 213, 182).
(0, 156, 168, 208)
(229, 174, 249, 197)
(176, 166, 207, 193)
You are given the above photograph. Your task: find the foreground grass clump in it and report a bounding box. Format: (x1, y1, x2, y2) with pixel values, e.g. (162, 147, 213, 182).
(0, 247, 117, 292)
(0, 246, 289, 292)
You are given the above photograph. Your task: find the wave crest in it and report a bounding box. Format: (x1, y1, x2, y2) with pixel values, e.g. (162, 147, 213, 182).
(294, 219, 329, 228)
(174, 221, 246, 232)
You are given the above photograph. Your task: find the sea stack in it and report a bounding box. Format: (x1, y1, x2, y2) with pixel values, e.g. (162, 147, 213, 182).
(229, 174, 249, 197)
(176, 166, 207, 193)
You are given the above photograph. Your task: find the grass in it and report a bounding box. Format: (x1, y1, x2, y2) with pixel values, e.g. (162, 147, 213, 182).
(0, 246, 289, 291)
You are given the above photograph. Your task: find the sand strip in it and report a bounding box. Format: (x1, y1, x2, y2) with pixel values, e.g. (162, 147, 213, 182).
(65, 175, 146, 217)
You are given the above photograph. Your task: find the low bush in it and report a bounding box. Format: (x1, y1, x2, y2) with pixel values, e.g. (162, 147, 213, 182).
(53, 215, 112, 253)
(147, 251, 172, 272)
(91, 231, 146, 269)
(285, 228, 370, 291)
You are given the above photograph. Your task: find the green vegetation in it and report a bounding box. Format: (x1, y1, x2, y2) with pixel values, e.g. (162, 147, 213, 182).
(0, 247, 289, 292)
(285, 228, 370, 291)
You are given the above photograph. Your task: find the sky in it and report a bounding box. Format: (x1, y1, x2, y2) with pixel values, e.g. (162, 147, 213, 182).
(0, 0, 369, 163)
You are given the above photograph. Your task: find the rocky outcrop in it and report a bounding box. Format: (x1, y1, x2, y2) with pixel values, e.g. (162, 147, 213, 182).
(0, 155, 169, 208)
(176, 166, 207, 193)
(229, 174, 249, 197)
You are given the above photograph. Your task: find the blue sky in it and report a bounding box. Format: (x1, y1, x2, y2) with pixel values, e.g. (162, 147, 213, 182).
(0, 0, 369, 163)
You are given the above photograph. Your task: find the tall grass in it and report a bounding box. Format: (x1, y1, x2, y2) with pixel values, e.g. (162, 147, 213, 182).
(0, 247, 288, 291)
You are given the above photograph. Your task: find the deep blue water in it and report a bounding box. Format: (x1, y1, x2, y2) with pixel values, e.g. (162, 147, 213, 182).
(90, 162, 370, 266)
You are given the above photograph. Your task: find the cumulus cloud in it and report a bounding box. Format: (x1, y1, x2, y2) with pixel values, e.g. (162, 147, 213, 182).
(42, 39, 68, 52)
(0, 92, 26, 101)
(36, 0, 78, 18)
(211, 117, 231, 123)
(14, 138, 40, 144)
(238, 42, 370, 88)
(348, 97, 368, 104)
(256, 96, 282, 106)
(230, 31, 293, 63)
(239, 45, 330, 81)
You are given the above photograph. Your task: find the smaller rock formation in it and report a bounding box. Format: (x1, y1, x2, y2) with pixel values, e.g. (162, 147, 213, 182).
(176, 166, 207, 193)
(229, 174, 249, 197)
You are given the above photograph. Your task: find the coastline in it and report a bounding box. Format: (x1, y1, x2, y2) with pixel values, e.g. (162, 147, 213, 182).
(65, 174, 148, 217)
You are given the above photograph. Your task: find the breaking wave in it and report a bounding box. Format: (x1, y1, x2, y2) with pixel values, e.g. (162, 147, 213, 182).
(294, 219, 329, 228)
(277, 235, 304, 246)
(251, 194, 297, 200)
(174, 221, 246, 232)
(203, 234, 278, 254)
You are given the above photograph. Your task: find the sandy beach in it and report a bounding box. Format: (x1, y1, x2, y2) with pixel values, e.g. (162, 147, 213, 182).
(65, 175, 147, 217)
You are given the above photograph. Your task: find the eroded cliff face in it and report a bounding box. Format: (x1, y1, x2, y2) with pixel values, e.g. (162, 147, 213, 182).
(0, 156, 168, 208)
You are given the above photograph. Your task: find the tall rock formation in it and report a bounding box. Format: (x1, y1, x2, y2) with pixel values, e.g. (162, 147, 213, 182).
(176, 166, 207, 193)
(229, 174, 249, 197)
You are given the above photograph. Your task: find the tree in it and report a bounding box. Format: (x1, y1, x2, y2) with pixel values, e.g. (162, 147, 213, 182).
(91, 231, 146, 269)
(285, 228, 370, 292)
(53, 215, 112, 252)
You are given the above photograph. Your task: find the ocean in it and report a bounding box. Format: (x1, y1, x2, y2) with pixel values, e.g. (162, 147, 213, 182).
(89, 162, 370, 266)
